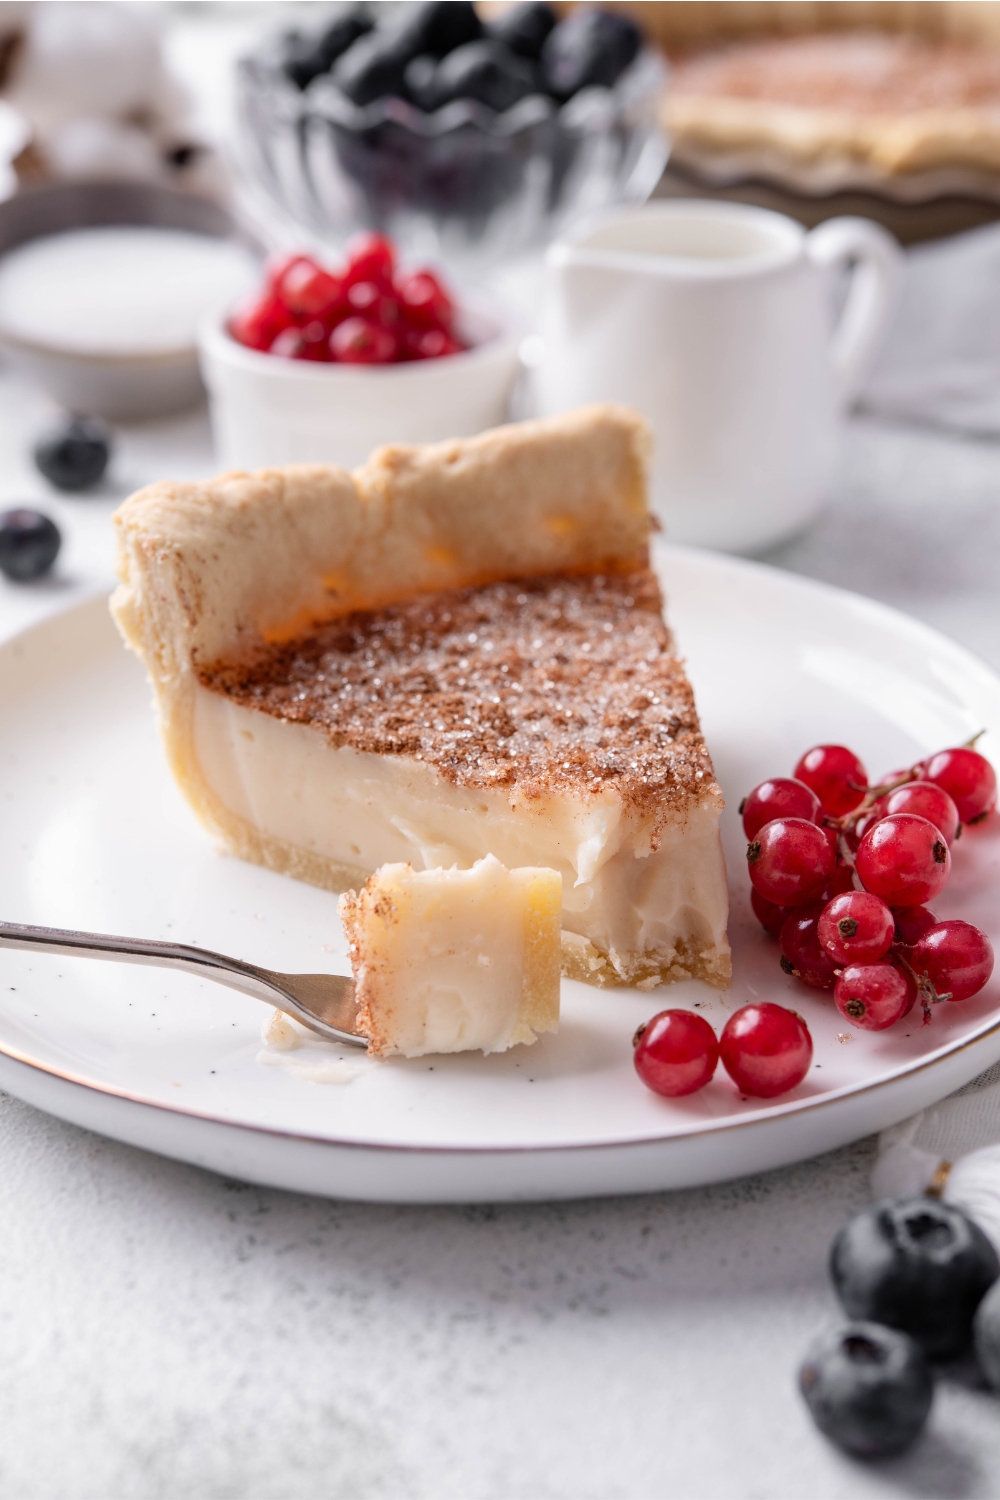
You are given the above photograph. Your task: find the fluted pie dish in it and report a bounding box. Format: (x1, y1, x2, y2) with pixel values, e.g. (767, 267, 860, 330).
(665, 30, 1000, 200)
(110, 405, 731, 995)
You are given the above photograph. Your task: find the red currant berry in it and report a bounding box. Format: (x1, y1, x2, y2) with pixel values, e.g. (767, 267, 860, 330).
(751, 887, 792, 937)
(346, 279, 400, 325)
(910, 920, 995, 1002)
(892, 905, 938, 947)
(343, 232, 395, 286)
(818, 891, 894, 966)
(794, 744, 868, 817)
(265, 251, 308, 293)
(779, 903, 839, 990)
(400, 325, 464, 360)
(632, 1010, 719, 1097)
(855, 814, 951, 907)
(271, 319, 331, 362)
(228, 295, 291, 352)
(395, 269, 455, 330)
(815, 858, 857, 888)
(720, 1003, 813, 1098)
(882, 781, 960, 845)
(747, 818, 836, 906)
(303, 319, 334, 359)
(821, 863, 858, 899)
(923, 748, 997, 824)
(821, 823, 842, 860)
(898, 963, 919, 1016)
(330, 317, 398, 364)
(347, 279, 377, 313)
(741, 778, 821, 840)
(276, 257, 345, 320)
(270, 327, 304, 358)
(834, 963, 913, 1031)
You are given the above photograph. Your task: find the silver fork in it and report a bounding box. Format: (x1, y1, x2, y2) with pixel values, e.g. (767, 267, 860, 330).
(0, 921, 365, 1047)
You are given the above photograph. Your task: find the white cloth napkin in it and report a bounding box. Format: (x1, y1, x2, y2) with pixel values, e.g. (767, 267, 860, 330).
(873, 1063, 1000, 1248)
(861, 221, 1000, 435)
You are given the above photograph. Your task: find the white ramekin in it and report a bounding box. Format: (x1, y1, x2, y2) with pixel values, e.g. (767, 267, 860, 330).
(198, 297, 522, 471)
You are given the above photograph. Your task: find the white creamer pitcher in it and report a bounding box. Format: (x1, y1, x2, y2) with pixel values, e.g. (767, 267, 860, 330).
(532, 200, 901, 553)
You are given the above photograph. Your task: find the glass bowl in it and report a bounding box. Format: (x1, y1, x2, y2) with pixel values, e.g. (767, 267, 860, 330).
(235, 44, 668, 274)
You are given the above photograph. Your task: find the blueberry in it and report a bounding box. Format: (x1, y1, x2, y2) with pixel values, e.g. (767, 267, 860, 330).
(403, 54, 438, 110)
(331, 30, 411, 106)
(541, 8, 641, 101)
(164, 142, 201, 170)
(315, 7, 373, 68)
(830, 1196, 999, 1359)
(799, 1322, 933, 1458)
(332, 112, 528, 222)
(33, 417, 111, 493)
(281, 40, 331, 91)
(391, 1, 483, 61)
(488, 2, 557, 61)
(281, 8, 371, 89)
(973, 1275, 1000, 1388)
(0, 508, 61, 582)
(421, 40, 538, 113)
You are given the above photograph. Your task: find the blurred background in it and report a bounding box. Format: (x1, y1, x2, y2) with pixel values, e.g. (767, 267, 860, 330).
(5, 1, 1000, 637)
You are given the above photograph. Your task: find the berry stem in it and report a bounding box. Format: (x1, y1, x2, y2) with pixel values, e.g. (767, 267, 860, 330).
(822, 769, 926, 850)
(894, 948, 953, 1024)
(836, 830, 859, 872)
(857, 772, 916, 807)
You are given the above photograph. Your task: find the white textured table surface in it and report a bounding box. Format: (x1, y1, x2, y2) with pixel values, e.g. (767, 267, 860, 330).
(2, 385, 1000, 1499)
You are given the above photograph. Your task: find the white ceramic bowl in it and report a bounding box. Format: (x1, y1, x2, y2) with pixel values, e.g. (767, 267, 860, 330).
(0, 181, 251, 422)
(198, 298, 522, 471)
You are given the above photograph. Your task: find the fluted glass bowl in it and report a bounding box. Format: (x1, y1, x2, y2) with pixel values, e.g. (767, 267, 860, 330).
(235, 45, 668, 272)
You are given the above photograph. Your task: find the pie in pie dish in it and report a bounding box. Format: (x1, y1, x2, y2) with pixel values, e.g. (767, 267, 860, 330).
(666, 31, 1000, 179)
(339, 854, 562, 1058)
(111, 405, 730, 991)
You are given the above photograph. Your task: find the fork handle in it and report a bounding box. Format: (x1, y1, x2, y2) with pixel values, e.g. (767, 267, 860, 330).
(0, 921, 362, 1045)
(1, 919, 280, 991)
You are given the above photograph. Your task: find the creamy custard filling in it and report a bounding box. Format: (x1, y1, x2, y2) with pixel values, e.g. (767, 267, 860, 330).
(192, 684, 729, 976)
(339, 855, 561, 1058)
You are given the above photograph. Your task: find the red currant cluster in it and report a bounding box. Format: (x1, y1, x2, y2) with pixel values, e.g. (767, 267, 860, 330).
(633, 1002, 813, 1101)
(745, 741, 997, 1031)
(228, 233, 465, 366)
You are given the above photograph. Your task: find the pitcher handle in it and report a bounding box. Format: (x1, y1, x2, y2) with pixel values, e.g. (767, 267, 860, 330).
(806, 216, 902, 406)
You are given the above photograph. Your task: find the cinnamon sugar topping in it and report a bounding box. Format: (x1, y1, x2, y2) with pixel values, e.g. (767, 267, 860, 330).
(199, 569, 719, 817)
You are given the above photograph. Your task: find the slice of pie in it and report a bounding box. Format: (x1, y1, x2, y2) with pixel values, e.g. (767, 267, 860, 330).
(111, 404, 730, 990)
(666, 31, 1000, 180)
(339, 854, 562, 1058)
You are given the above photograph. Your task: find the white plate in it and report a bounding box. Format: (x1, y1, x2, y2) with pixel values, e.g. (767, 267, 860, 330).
(1, 544, 999, 1204)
